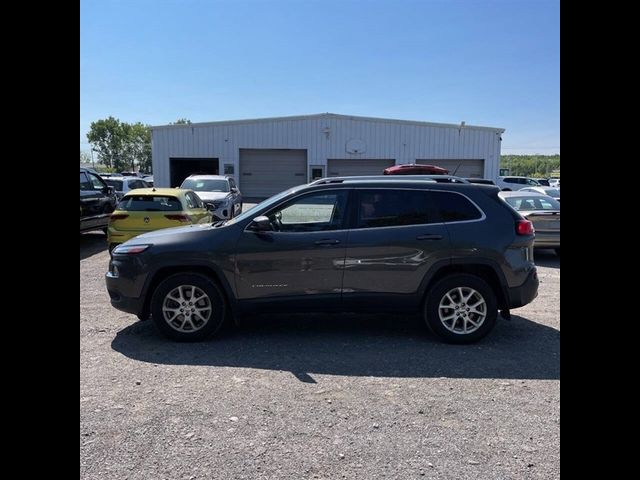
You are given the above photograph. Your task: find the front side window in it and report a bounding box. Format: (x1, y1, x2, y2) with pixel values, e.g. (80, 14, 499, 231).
(431, 191, 483, 222)
(355, 189, 438, 228)
(526, 179, 540, 185)
(267, 190, 348, 232)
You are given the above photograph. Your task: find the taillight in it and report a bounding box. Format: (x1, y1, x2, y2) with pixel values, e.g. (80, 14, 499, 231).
(516, 219, 535, 235)
(109, 214, 129, 223)
(165, 214, 191, 223)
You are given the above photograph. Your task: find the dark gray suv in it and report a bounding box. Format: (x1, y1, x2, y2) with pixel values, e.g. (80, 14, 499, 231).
(106, 177, 539, 344)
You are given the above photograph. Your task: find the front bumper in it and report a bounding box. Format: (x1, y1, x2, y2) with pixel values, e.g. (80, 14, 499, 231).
(105, 256, 150, 317)
(506, 268, 539, 309)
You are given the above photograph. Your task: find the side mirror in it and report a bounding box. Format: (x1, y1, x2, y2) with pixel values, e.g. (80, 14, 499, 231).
(230, 187, 238, 193)
(205, 202, 215, 211)
(249, 216, 272, 231)
(105, 185, 116, 195)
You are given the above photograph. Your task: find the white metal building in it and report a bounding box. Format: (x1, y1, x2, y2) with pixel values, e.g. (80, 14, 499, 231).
(151, 113, 504, 198)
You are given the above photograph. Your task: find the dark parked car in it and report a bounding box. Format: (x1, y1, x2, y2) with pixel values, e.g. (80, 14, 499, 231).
(80, 167, 118, 234)
(106, 177, 539, 344)
(383, 164, 449, 175)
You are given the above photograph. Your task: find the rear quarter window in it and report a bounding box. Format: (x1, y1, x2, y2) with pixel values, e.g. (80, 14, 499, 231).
(431, 192, 483, 222)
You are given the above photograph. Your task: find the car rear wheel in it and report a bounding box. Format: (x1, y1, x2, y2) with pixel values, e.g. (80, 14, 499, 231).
(150, 273, 226, 342)
(424, 274, 497, 344)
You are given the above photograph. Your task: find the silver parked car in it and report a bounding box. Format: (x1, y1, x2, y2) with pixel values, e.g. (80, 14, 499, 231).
(499, 191, 560, 256)
(103, 176, 151, 201)
(495, 176, 541, 191)
(180, 175, 242, 220)
(518, 186, 560, 202)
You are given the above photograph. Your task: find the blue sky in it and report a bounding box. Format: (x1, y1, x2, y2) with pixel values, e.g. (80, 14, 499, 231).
(80, 0, 559, 155)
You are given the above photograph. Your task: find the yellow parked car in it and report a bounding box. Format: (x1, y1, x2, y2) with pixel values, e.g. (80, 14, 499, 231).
(107, 188, 212, 252)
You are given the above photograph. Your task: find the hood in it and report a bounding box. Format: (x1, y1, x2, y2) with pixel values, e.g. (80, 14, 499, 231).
(128, 223, 213, 241)
(195, 191, 230, 202)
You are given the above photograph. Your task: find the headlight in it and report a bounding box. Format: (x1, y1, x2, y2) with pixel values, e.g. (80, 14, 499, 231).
(113, 244, 151, 255)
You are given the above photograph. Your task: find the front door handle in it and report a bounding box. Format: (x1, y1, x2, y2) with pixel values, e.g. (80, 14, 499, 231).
(416, 234, 443, 241)
(314, 239, 341, 246)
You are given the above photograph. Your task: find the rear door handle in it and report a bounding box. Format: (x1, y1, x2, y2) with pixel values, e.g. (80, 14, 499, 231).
(314, 239, 341, 246)
(416, 234, 443, 240)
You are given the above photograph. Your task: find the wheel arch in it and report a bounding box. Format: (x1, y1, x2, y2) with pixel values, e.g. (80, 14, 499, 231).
(140, 264, 237, 321)
(419, 259, 509, 309)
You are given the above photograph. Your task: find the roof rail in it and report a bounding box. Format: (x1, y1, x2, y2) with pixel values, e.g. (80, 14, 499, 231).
(309, 175, 438, 186)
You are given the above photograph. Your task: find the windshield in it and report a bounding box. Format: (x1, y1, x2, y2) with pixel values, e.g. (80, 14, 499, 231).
(543, 188, 560, 197)
(505, 196, 560, 211)
(181, 178, 229, 192)
(225, 186, 304, 226)
(117, 195, 183, 212)
(104, 179, 123, 191)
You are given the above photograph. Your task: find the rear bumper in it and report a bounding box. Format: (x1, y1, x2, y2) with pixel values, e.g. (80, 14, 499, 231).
(107, 227, 144, 245)
(507, 268, 539, 309)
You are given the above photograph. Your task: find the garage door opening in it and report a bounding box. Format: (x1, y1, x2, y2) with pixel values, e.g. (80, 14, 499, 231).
(416, 159, 485, 179)
(170, 158, 219, 187)
(239, 149, 307, 200)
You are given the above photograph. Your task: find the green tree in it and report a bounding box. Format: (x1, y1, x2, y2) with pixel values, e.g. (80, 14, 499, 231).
(124, 122, 152, 172)
(500, 155, 560, 177)
(171, 118, 192, 125)
(86, 116, 128, 170)
(87, 117, 153, 172)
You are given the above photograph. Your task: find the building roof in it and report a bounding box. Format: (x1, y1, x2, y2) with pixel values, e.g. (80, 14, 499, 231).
(151, 113, 505, 133)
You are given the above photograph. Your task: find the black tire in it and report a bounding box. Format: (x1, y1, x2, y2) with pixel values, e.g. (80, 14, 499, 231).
(424, 274, 498, 344)
(554, 248, 560, 256)
(150, 273, 226, 342)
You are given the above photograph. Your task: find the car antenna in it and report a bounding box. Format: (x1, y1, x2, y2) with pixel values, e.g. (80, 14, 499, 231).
(152, 187, 156, 192)
(451, 163, 462, 176)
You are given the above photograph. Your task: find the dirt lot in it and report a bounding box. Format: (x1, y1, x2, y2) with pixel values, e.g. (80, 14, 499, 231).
(80, 219, 559, 480)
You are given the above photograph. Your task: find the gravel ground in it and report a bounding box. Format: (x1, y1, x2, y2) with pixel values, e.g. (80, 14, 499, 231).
(80, 211, 559, 480)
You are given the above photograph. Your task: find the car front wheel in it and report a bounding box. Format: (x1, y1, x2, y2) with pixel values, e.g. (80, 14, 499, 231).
(150, 273, 226, 341)
(424, 274, 498, 344)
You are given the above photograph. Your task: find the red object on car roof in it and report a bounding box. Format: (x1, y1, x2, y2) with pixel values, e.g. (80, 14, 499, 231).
(383, 164, 449, 175)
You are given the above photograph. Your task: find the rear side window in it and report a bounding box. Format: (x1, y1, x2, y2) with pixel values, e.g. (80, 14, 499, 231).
(184, 192, 203, 209)
(356, 189, 439, 228)
(431, 191, 483, 222)
(128, 180, 146, 189)
(117, 195, 182, 212)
